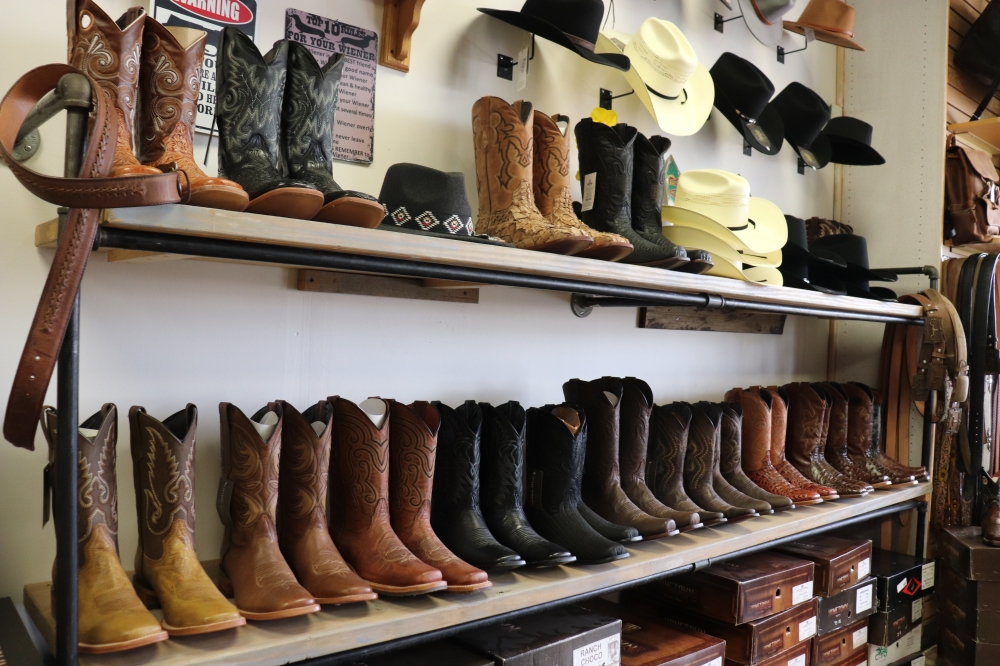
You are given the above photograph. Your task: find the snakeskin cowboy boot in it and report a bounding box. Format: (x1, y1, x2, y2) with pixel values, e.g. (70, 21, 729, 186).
(719, 402, 795, 511)
(819, 383, 892, 488)
(768, 385, 840, 499)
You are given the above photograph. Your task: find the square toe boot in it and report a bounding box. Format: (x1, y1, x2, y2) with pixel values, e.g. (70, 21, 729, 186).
(684, 403, 757, 521)
(41, 405, 168, 653)
(328, 397, 447, 595)
(692, 402, 768, 516)
(719, 403, 795, 511)
(276, 401, 376, 604)
(479, 401, 576, 566)
(767, 386, 840, 499)
(218, 402, 320, 619)
(813, 385, 873, 495)
(524, 405, 629, 564)
(848, 384, 922, 484)
(130, 405, 245, 635)
(388, 400, 493, 592)
(871, 388, 928, 481)
(563, 378, 674, 538)
(820, 383, 891, 488)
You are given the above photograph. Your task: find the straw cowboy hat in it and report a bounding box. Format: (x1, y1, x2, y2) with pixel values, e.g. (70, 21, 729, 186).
(784, 0, 865, 51)
(662, 225, 784, 285)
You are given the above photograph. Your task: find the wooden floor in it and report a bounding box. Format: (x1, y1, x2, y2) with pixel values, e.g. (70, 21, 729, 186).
(24, 483, 930, 666)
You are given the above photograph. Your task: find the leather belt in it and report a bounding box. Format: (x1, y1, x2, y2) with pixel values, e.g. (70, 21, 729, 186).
(0, 64, 183, 449)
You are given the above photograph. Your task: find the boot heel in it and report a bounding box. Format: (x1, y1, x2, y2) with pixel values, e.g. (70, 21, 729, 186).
(216, 568, 234, 598)
(132, 576, 161, 609)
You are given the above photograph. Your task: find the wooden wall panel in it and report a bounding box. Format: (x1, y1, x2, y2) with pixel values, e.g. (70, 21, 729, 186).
(948, 0, 998, 127)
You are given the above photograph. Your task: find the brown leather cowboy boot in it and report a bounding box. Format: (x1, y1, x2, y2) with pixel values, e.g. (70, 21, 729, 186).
(693, 403, 768, 516)
(472, 96, 593, 254)
(532, 110, 633, 261)
(328, 396, 447, 596)
(388, 401, 491, 592)
(683, 403, 757, 521)
(129, 405, 244, 635)
(69, 0, 160, 178)
(767, 385, 839, 499)
(814, 385, 873, 495)
(719, 403, 795, 511)
(864, 385, 927, 482)
(842, 383, 911, 485)
(218, 402, 319, 620)
(42, 405, 168, 653)
(276, 401, 376, 605)
(563, 377, 674, 538)
(820, 383, 891, 488)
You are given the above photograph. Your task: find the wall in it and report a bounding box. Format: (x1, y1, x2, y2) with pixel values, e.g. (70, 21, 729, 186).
(0, 0, 839, 599)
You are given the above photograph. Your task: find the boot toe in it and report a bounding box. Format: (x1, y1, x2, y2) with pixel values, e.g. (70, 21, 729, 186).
(114, 164, 163, 178)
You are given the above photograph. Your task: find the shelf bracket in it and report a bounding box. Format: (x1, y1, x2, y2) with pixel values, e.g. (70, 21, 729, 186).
(777, 38, 808, 64)
(714, 12, 743, 33)
(378, 0, 427, 73)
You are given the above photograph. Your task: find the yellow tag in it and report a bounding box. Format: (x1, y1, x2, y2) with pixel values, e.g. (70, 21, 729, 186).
(590, 107, 618, 127)
(575, 171, 580, 181)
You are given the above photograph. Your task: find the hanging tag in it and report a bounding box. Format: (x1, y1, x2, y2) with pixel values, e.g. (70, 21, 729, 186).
(804, 27, 816, 43)
(590, 107, 618, 127)
(216, 477, 235, 528)
(582, 173, 597, 212)
(666, 155, 680, 206)
(515, 45, 529, 92)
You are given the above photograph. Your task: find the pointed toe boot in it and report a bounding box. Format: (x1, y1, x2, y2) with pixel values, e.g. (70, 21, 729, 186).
(820, 384, 891, 488)
(130, 405, 245, 636)
(480, 401, 576, 567)
(41, 406, 168, 653)
(276, 401, 377, 604)
(718, 403, 794, 511)
(524, 405, 629, 564)
(430, 401, 526, 571)
(692, 402, 769, 516)
(388, 400, 492, 592)
(684, 403, 757, 521)
(767, 386, 840, 500)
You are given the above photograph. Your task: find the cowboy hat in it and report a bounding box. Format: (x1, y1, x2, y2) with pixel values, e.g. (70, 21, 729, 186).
(809, 233, 897, 300)
(778, 216, 847, 294)
(663, 225, 783, 284)
(821, 117, 885, 166)
(710, 53, 784, 155)
(784, 0, 865, 51)
(738, 0, 797, 47)
(595, 20, 714, 136)
(770, 82, 832, 169)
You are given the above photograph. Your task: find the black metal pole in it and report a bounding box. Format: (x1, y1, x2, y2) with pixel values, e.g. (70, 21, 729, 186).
(914, 501, 928, 560)
(922, 389, 937, 471)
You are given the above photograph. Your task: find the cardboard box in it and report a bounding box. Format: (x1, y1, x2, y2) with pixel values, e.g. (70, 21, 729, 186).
(825, 652, 867, 666)
(940, 591, 1000, 642)
(455, 606, 622, 666)
(776, 537, 873, 598)
(939, 526, 1000, 581)
(357, 640, 493, 666)
(868, 595, 926, 646)
(939, 560, 1000, 611)
(656, 552, 816, 624)
(871, 551, 934, 613)
(868, 624, 922, 666)
(939, 623, 1000, 665)
(920, 614, 937, 653)
(725, 640, 810, 666)
(816, 577, 877, 636)
(812, 618, 868, 666)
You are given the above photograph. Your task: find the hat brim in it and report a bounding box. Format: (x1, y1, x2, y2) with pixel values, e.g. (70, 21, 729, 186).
(377, 223, 513, 246)
(783, 241, 845, 268)
(738, 0, 785, 47)
(788, 132, 832, 169)
(778, 269, 848, 295)
(662, 225, 781, 267)
(826, 135, 885, 166)
(479, 9, 630, 71)
(662, 230, 783, 284)
(783, 21, 866, 51)
(663, 196, 788, 254)
(842, 283, 898, 302)
(714, 89, 784, 155)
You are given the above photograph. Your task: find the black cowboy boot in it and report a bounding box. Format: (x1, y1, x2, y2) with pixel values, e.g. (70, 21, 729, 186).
(283, 42, 383, 228)
(479, 401, 576, 567)
(430, 401, 525, 571)
(216, 28, 323, 219)
(524, 405, 629, 564)
(574, 119, 688, 269)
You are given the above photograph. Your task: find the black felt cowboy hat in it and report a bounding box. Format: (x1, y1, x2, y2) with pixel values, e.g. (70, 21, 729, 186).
(770, 82, 832, 169)
(710, 52, 784, 155)
(822, 117, 885, 166)
(478, 0, 629, 71)
(779, 215, 847, 294)
(810, 233, 898, 301)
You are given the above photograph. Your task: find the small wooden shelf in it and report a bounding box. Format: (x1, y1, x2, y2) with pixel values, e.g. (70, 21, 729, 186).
(949, 117, 1000, 154)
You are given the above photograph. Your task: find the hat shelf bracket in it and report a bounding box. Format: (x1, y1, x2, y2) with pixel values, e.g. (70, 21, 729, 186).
(497, 35, 534, 81)
(378, 0, 427, 73)
(599, 88, 634, 110)
(777, 36, 808, 64)
(714, 12, 744, 34)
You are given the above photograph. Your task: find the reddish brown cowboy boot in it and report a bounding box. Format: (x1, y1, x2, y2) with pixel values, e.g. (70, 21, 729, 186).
(819, 383, 891, 488)
(767, 385, 840, 499)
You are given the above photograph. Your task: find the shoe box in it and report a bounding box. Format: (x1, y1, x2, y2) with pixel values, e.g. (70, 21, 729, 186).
(812, 618, 868, 666)
(726, 640, 811, 666)
(940, 526, 1000, 581)
(815, 577, 877, 636)
(775, 536, 872, 598)
(939, 622, 1000, 665)
(867, 624, 922, 666)
(869, 550, 934, 613)
(867, 593, 931, 647)
(940, 569, 1000, 639)
(355, 640, 493, 666)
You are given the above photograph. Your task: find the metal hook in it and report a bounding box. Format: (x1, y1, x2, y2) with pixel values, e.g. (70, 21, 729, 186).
(599, 88, 635, 110)
(777, 36, 809, 63)
(714, 12, 743, 33)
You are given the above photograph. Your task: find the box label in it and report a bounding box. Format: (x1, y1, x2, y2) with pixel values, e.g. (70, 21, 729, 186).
(582, 173, 596, 212)
(857, 584, 873, 612)
(788, 655, 806, 666)
(858, 557, 871, 579)
(896, 578, 907, 593)
(699, 659, 722, 666)
(911, 597, 922, 622)
(792, 581, 813, 605)
(573, 635, 621, 666)
(799, 616, 817, 639)
(922, 562, 935, 589)
(912, 657, 925, 666)
(853, 625, 868, 649)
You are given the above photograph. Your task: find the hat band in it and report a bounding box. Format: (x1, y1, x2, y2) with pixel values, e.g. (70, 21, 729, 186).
(647, 85, 688, 103)
(565, 32, 596, 52)
(799, 21, 854, 38)
(750, 0, 777, 26)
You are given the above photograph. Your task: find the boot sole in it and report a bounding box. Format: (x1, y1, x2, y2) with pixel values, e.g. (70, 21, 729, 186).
(984, 538, 1000, 547)
(162, 616, 247, 636)
(680, 522, 705, 532)
(368, 581, 449, 596)
(638, 256, 690, 269)
(444, 581, 494, 593)
(870, 480, 894, 489)
(314, 592, 379, 604)
(238, 604, 322, 621)
(528, 555, 578, 568)
(247, 188, 324, 220)
(575, 243, 634, 262)
(78, 630, 169, 654)
(189, 185, 250, 212)
(314, 197, 385, 228)
(673, 258, 714, 274)
(795, 498, 825, 506)
(703, 517, 728, 527)
(486, 558, 528, 571)
(638, 529, 678, 540)
(531, 237, 595, 256)
(575, 551, 631, 565)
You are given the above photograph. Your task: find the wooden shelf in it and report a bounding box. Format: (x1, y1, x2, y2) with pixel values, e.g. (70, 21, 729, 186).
(949, 117, 1000, 154)
(24, 483, 929, 666)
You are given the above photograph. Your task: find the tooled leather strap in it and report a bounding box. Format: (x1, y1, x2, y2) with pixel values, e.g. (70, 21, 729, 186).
(0, 64, 183, 448)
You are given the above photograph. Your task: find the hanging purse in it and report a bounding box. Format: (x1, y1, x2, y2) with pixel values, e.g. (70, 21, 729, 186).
(945, 141, 1000, 246)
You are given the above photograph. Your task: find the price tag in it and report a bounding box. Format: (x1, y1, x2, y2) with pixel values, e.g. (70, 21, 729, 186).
(858, 557, 870, 579)
(912, 597, 923, 622)
(896, 578, 907, 593)
(514, 45, 528, 92)
(799, 616, 817, 639)
(792, 581, 813, 605)
(922, 562, 935, 589)
(573, 635, 619, 666)
(912, 657, 925, 666)
(582, 173, 596, 212)
(788, 655, 806, 666)
(852, 625, 868, 649)
(857, 584, 873, 612)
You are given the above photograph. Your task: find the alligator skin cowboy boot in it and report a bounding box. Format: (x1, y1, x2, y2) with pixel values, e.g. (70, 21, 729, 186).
(693, 402, 770, 515)
(532, 110, 632, 261)
(276, 400, 376, 604)
(328, 396, 447, 595)
(524, 404, 630, 564)
(387, 400, 492, 591)
(430, 401, 525, 571)
(719, 403, 795, 511)
(768, 385, 839, 500)
(863, 384, 926, 483)
(813, 385, 873, 495)
(218, 402, 320, 618)
(471, 96, 592, 254)
(41, 405, 168, 653)
(479, 401, 576, 566)
(129, 405, 244, 635)
(217, 28, 324, 219)
(284, 41, 383, 227)
(820, 383, 891, 488)
(563, 377, 675, 538)
(575, 118, 688, 269)
(683, 403, 757, 521)
(724, 387, 822, 506)
(978, 469, 1000, 547)
(647, 403, 726, 526)
(619, 378, 702, 530)
(137, 19, 248, 211)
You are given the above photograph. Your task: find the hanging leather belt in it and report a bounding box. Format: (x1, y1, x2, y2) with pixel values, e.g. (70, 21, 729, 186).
(0, 64, 183, 449)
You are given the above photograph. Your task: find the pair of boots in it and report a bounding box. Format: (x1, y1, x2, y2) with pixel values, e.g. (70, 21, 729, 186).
(215, 28, 383, 224)
(71, 0, 247, 211)
(862, 384, 927, 483)
(41, 404, 243, 654)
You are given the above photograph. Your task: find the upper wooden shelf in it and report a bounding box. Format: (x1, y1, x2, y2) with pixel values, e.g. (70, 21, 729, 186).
(949, 117, 1000, 154)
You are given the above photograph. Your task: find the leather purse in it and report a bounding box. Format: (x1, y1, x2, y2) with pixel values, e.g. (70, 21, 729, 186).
(945, 141, 1000, 246)
(954, 0, 1000, 86)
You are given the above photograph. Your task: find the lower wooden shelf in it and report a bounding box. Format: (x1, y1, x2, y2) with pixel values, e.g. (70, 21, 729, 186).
(23, 483, 929, 666)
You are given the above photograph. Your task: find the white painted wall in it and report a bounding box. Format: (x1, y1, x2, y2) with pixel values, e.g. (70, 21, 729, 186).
(0, 0, 841, 598)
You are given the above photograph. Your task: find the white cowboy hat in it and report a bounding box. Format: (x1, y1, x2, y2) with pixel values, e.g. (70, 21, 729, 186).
(595, 19, 714, 137)
(662, 224, 781, 267)
(661, 169, 787, 254)
(663, 226, 783, 285)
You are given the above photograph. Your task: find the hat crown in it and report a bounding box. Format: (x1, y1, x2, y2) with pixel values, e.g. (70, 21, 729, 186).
(624, 20, 697, 98)
(812, 233, 871, 268)
(771, 82, 831, 146)
(797, 0, 856, 34)
(674, 169, 751, 230)
(784, 215, 809, 249)
(519, 0, 606, 47)
(710, 52, 774, 120)
(379, 163, 474, 236)
(751, 0, 797, 25)
(825, 116, 873, 145)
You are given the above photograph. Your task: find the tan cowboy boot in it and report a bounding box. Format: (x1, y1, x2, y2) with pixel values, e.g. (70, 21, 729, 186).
(472, 96, 593, 254)
(42, 405, 168, 654)
(129, 405, 245, 635)
(138, 18, 249, 211)
(767, 385, 840, 499)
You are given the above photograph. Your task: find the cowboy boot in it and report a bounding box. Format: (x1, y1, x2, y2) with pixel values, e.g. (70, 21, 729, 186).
(842, 383, 912, 485)
(430, 401, 526, 571)
(576, 501, 641, 542)
(867, 385, 928, 482)
(767, 385, 840, 499)
(813, 385, 873, 494)
(819, 383, 891, 488)
(563, 377, 675, 538)
(683, 403, 757, 521)
(532, 110, 632, 261)
(218, 402, 319, 619)
(136, 19, 248, 211)
(524, 405, 629, 564)
(129, 405, 244, 635)
(619, 378, 702, 530)
(217, 28, 324, 219)
(284, 41, 383, 227)
(724, 387, 822, 506)
(69, 0, 160, 178)
(647, 404, 726, 526)
(471, 97, 592, 254)
(692, 402, 769, 515)
(328, 397, 448, 594)
(719, 403, 795, 511)
(41, 405, 168, 653)
(977, 469, 1000, 547)
(575, 118, 688, 269)
(479, 401, 576, 566)
(387, 400, 492, 591)
(276, 401, 376, 604)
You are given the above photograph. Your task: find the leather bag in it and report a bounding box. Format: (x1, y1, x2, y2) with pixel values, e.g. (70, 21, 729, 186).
(945, 141, 1000, 246)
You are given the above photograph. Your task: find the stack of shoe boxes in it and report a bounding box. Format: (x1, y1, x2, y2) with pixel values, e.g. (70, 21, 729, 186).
(938, 526, 1000, 666)
(866, 549, 936, 666)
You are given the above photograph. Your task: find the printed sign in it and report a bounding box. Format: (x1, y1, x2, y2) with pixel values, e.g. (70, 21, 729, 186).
(150, 0, 258, 134)
(286, 9, 377, 164)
